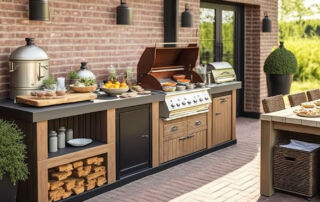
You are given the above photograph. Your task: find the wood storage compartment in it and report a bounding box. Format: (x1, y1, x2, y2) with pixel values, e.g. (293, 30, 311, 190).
(273, 145, 320, 197)
(48, 155, 108, 201)
(160, 114, 207, 163)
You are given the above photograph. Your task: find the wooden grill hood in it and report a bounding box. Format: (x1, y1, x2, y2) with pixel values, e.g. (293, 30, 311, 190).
(137, 44, 203, 90)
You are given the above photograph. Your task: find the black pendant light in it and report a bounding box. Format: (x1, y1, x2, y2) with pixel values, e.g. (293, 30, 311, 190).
(29, 0, 50, 21)
(181, 4, 193, 28)
(262, 12, 272, 32)
(117, 0, 132, 25)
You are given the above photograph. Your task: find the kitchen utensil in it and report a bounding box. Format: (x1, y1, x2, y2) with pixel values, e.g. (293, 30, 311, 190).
(9, 38, 49, 99)
(48, 131, 58, 153)
(101, 87, 129, 96)
(67, 138, 93, 147)
(57, 127, 66, 149)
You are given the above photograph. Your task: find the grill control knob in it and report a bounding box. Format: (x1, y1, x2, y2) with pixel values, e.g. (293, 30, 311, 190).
(176, 103, 181, 107)
(199, 98, 203, 102)
(182, 102, 186, 105)
(205, 97, 209, 100)
(193, 100, 197, 103)
(171, 104, 175, 108)
(187, 101, 191, 104)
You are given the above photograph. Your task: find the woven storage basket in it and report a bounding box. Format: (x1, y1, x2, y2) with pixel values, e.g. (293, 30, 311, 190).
(273, 145, 320, 197)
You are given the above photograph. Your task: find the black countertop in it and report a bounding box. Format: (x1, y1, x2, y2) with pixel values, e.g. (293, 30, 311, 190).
(0, 81, 241, 122)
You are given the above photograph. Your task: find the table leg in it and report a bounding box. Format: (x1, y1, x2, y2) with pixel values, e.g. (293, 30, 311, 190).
(260, 120, 276, 196)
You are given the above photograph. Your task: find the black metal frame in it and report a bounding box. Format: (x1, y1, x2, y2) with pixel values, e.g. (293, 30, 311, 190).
(60, 139, 237, 202)
(116, 104, 152, 179)
(200, 0, 245, 116)
(164, 0, 179, 44)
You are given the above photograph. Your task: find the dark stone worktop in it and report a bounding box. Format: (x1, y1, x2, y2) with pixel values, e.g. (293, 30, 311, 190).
(0, 81, 241, 122)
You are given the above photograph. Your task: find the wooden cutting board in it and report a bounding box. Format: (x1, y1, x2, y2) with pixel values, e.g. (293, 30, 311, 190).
(16, 93, 97, 107)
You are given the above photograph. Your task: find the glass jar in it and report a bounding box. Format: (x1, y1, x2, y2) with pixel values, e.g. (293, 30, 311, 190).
(48, 131, 58, 153)
(57, 126, 66, 149)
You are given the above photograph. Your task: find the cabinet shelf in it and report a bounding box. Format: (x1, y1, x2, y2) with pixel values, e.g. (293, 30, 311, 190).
(46, 141, 113, 168)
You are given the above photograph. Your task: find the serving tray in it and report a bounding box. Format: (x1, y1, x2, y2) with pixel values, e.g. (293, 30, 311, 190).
(16, 93, 97, 107)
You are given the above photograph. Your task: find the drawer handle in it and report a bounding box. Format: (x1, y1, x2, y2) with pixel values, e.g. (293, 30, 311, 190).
(284, 157, 296, 161)
(216, 112, 221, 116)
(220, 98, 227, 103)
(187, 134, 194, 139)
(179, 136, 188, 141)
(141, 135, 149, 139)
(171, 126, 178, 132)
(195, 121, 201, 126)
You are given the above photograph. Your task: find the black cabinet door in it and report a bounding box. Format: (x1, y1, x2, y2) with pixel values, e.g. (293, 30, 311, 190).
(116, 104, 151, 178)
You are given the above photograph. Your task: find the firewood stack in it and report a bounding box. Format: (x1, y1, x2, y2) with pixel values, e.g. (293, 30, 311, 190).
(48, 156, 107, 201)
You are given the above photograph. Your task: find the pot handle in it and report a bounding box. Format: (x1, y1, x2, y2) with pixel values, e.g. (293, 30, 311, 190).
(38, 63, 48, 81)
(9, 62, 15, 72)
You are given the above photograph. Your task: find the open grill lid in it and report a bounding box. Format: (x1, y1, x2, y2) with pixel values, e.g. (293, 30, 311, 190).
(137, 43, 202, 90)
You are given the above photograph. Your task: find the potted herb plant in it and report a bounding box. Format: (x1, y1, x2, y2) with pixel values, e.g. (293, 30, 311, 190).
(69, 70, 80, 85)
(0, 119, 29, 201)
(43, 76, 57, 90)
(264, 41, 298, 96)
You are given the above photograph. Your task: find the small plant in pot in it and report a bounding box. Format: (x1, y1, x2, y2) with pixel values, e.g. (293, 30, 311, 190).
(0, 119, 29, 202)
(264, 41, 298, 96)
(43, 76, 57, 91)
(69, 70, 80, 85)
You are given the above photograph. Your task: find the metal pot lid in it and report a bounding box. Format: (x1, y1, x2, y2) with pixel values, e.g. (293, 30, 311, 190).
(9, 38, 49, 61)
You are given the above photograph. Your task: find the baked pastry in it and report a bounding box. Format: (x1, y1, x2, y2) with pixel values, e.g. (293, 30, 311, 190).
(301, 102, 315, 108)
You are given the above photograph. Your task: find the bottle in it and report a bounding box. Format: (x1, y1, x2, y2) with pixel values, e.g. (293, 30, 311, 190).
(66, 129, 73, 142)
(57, 126, 66, 149)
(48, 131, 58, 153)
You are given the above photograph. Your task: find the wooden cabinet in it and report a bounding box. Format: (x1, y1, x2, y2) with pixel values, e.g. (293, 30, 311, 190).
(211, 92, 235, 146)
(160, 114, 207, 163)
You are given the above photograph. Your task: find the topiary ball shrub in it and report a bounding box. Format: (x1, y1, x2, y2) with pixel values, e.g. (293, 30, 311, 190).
(0, 119, 29, 185)
(264, 41, 298, 75)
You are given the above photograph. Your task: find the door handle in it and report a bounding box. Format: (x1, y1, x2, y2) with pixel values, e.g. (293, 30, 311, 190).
(216, 112, 221, 116)
(141, 135, 149, 139)
(179, 136, 188, 141)
(171, 126, 178, 132)
(195, 121, 201, 126)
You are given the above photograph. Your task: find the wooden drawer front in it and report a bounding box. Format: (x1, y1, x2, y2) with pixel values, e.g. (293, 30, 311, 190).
(161, 129, 207, 163)
(163, 119, 187, 140)
(188, 114, 207, 133)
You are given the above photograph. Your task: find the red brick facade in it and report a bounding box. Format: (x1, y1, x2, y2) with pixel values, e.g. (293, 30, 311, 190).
(0, 0, 278, 113)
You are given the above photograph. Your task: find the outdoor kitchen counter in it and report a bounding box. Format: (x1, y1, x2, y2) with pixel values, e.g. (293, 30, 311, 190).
(0, 82, 241, 123)
(207, 81, 242, 94)
(0, 91, 165, 122)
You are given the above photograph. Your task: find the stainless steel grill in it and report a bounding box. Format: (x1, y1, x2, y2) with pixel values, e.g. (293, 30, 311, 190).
(160, 88, 212, 121)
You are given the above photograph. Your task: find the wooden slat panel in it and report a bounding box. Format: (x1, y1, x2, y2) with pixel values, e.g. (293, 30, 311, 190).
(152, 102, 160, 167)
(207, 104, 212, 148)
(106, 109, 116, 183)
(232, 90, 237, 140)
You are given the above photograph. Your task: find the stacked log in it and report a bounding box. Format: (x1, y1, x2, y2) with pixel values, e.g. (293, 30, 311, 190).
(48, 156, 107, 202)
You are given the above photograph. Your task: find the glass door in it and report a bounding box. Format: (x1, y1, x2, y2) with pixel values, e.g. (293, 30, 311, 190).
(200, 2, 244, 114)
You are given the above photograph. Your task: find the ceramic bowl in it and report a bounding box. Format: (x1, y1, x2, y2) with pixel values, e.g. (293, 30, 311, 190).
(186, 83, 195, 89)
(70, 84, 97, 93)
(101, 87, 129, 96)
(67, 138, 93, 147)
(172, 74, 186, 81)
(176, 85, 186, 91)
(162, 86, 176, 92)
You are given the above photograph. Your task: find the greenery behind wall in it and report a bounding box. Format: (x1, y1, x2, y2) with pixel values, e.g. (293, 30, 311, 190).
(280, 0, 320, 83)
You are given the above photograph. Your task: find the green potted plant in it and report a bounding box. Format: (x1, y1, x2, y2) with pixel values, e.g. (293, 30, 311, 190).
(264, 41, 298, 96)
(0, 119, 29, 201)
(69, 70, 80, 84)
(43, 76, 57, 90)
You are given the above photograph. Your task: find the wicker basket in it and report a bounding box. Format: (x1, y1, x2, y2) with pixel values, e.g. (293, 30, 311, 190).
(273, 145, 320, 197)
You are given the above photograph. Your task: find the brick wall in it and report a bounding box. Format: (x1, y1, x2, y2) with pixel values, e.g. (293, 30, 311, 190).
(0, 0, 278, 113)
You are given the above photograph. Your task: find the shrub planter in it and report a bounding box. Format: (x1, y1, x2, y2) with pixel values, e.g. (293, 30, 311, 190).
(266, 74, 293, 96)
(264, 41, 297, 96)
(0, 175, 17, 202)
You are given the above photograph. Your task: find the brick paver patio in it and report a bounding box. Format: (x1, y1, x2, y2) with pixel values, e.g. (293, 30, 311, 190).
(86, 117, 320, 202)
